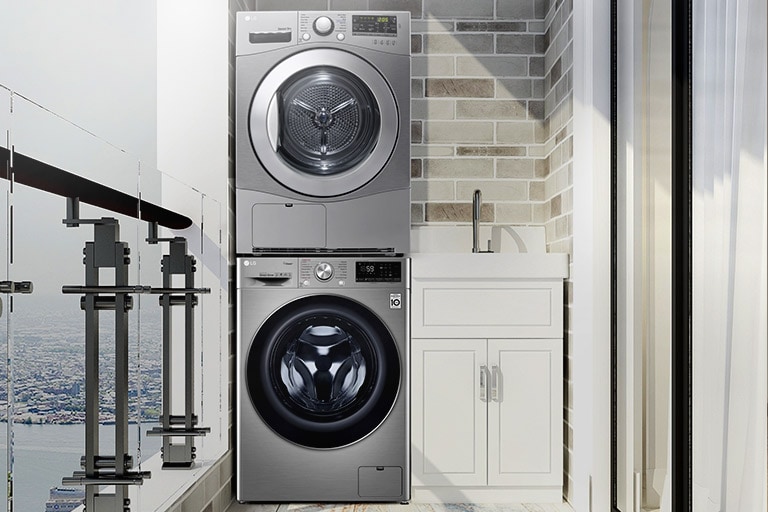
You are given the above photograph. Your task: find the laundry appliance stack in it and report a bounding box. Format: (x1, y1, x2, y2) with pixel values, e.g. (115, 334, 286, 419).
(234, 10, 411, 504)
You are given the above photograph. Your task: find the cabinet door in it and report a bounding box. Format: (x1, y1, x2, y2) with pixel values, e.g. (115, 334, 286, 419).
(488, 339, 563, 487)
(412, 338, 487, 486)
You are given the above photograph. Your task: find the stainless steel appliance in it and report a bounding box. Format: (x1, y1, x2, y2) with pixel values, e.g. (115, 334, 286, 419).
(235, 11, 411, 255)
(236, 256, 410, 502)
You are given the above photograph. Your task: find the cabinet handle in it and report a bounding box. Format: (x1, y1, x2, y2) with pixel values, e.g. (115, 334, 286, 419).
(479, 365, 491, 402)
(491, 365, 502, 402)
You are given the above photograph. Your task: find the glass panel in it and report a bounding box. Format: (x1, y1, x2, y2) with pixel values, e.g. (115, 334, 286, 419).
(641, 1, 672, 510)
(9, 95, 138, 199)
(640, 3, 672, 509)
(151, 171, 204, 454)
(198, 192, 225, 461)
(0, 51, 227, 512)
(125, 170, 226, 509)
(0, 85, 12, 509)
(278, 67, 381, 175)
(135, 163, 164, 469)
(4, 92, 155, 511)
(615, 2, 673, 511)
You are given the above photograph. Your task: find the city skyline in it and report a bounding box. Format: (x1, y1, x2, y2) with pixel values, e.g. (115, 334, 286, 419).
(0, 297, 163, 425)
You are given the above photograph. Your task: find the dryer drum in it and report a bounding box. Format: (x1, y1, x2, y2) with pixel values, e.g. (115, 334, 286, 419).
(246, 295, 401, 449)
(278, 66, 381, 176)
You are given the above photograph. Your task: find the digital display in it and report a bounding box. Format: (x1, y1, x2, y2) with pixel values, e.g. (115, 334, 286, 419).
(352, 15, 398, 36)
(356, 261, 401, 282)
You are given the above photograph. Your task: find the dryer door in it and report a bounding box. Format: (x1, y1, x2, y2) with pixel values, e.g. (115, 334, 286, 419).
(246, 295, 401, 449)
(249, 48, 398, 197)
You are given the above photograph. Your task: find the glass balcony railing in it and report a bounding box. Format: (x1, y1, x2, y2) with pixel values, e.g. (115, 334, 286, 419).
(0, 84, 227, 512)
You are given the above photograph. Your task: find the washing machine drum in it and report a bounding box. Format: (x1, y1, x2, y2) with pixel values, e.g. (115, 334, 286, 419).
(246, 295, 401, 449)
(249, 49, 399, 197)
(282, 324, 367, 412)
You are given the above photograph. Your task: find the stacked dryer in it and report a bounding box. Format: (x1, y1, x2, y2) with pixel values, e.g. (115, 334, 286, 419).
(234, 10, 411, 504)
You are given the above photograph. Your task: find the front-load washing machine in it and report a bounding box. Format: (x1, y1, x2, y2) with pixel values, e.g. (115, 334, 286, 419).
(235, 11, 411, 255)
(236, 256, 410, 502)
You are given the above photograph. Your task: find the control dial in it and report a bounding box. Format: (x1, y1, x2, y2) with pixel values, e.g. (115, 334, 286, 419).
(313, 16, 335, 36)
(314, 262, 334, 281)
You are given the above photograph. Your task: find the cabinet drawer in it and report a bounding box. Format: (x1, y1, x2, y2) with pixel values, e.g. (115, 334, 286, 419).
(412, 279, 563, 338)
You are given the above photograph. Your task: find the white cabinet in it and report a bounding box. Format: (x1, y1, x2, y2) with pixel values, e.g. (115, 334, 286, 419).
(412, 339, 487, 486)
(412, 339, 562, 495)
(487, 338, 561, 488)
(410, 255, 566, 503)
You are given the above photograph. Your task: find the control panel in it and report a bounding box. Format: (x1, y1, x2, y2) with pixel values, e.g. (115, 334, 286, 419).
(297, 258, 402, 288)
(238, 11, 410, 57)
(355, 260, 402, 282)
(238, 257, 404, 289)
(299, 259, 349, 287)
(351, 14, 399, 35)
(296, 11, 409, 52)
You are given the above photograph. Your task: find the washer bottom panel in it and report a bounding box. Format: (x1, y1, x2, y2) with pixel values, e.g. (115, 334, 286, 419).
(236, 397, 410, 502)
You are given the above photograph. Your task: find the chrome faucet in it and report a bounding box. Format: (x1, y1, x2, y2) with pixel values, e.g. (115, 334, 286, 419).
(472, 189, 494, 253)
(472, 189, 482, 253)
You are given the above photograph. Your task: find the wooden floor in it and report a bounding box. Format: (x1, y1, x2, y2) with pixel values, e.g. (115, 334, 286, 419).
(227, 503, 575, 512)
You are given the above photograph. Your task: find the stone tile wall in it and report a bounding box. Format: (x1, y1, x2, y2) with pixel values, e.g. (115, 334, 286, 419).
(409, 3, 551, 226)
(543, 0, 573, 254)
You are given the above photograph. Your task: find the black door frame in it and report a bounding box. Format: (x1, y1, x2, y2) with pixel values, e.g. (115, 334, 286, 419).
(245, 294, 402, 449)
(610, 0, 692, 509)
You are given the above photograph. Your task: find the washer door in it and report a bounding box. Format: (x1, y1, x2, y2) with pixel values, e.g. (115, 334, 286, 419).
(246, 295, 401, 449)
(249, 48, 398, 197)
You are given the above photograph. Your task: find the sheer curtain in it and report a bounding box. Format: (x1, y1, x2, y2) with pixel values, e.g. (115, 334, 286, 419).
(692, 0, 767, 510)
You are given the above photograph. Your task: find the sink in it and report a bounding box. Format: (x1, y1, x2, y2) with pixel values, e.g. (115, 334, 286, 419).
(411, 225, 546, 254)
(410, 225, 568, 279)
(411, 252, 569, 279)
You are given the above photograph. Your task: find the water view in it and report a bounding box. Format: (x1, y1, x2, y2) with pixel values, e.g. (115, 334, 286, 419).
(0, 422, 161, 511)
(0, 297, 164, 510)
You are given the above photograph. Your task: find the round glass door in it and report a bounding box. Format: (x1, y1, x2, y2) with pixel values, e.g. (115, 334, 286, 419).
(246, 295, 401, 449)
(249, 48, 399, 197)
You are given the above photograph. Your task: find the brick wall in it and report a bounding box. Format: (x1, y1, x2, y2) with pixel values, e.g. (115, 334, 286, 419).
(409, 2, 551, 226)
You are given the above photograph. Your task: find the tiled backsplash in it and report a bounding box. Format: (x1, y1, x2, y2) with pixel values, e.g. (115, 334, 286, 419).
(543, 0, 573, 256)
(410, 4, 551, 226)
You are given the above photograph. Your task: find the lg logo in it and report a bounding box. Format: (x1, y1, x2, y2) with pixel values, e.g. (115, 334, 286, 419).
(389, 293, 402, 309)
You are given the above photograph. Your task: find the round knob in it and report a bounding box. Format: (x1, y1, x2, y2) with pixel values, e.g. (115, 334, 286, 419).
(314, 262, 334, 281)
(313, 16, 334, 36)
